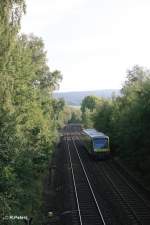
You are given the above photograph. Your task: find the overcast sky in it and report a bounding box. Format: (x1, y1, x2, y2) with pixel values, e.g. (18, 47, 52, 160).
(21, 0, 150, 92)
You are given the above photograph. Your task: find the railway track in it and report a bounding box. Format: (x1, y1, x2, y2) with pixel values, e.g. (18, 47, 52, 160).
(64, 130, 107, 225)
(72, 127, 150, 225)
(98, 162, 150, 225)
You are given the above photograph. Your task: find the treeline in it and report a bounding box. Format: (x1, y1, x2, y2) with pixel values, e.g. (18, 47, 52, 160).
(81, 65, 150, 186)
(0, 1, 68, 224)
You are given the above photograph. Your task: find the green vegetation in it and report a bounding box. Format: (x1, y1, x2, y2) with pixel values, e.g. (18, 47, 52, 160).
(54, 89, 120, 106)
(81, 96, 101, 127)
(81, 65, 150, 186)
(1, 1, 150, 223)
(81, 96, 101, 113)
(50, 97, 81, 130)
(68, 106, 82, 123)
(0, 1, 66, 224)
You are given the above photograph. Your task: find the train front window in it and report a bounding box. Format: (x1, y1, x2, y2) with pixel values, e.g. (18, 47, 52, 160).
(93, 138, 108, 149)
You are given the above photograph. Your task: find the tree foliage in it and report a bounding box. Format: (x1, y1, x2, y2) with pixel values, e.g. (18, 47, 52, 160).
(68, 107, 82, 124)
(0, 2, 64, 224)
(81, 96, 101, 127)
(87, 65, 150, 186)
(81, 95, 101, 113)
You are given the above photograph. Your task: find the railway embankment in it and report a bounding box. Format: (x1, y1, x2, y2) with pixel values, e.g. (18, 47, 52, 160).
(43, 140, 73, 225)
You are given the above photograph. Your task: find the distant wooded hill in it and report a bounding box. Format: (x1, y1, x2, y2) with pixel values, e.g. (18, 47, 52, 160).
(53, 89, 120, 106)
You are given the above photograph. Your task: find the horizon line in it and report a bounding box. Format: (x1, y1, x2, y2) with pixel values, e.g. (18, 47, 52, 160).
(54, 88, 121, 93)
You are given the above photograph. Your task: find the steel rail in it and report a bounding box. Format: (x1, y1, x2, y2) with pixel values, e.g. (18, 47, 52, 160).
(100, 164, 142, 225)
(106, 161, 150, 208)
(74, 134, 145, 225)
(76, 132, 150, 209)
(65, 133, 83, 225)
(70, 134, 106, 225)
(71, 127, 150, 224)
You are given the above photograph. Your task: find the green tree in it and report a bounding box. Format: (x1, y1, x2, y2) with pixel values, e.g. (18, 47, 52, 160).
(93, 99, 113, 134)
(92, 65, 150, 185)
(81, 95, 101, 113)
(81, 96, 101, 127)
(0, 10, 63, 225)
(68, 107, 82, 123)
